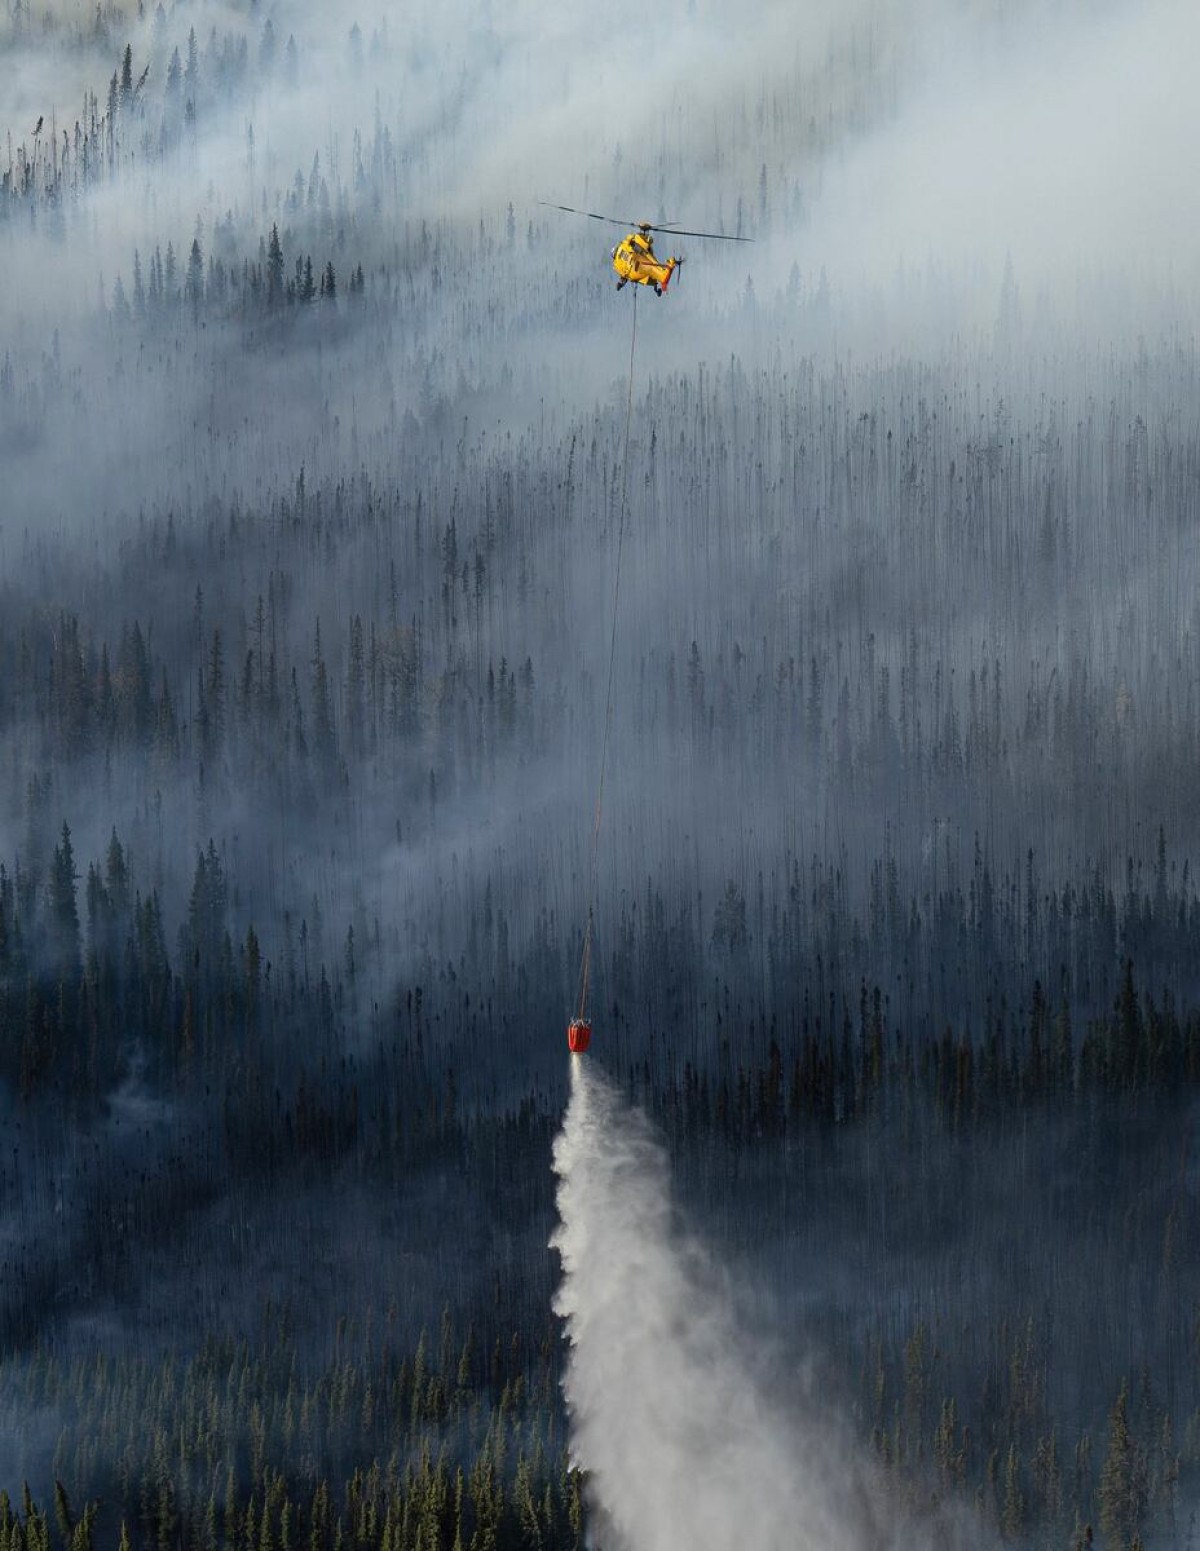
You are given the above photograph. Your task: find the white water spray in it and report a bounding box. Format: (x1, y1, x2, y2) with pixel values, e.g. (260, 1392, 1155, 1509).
(552, 1058, 984, 1551)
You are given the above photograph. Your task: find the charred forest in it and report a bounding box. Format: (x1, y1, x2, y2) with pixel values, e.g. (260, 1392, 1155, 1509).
(2, 0, 1200, 1548)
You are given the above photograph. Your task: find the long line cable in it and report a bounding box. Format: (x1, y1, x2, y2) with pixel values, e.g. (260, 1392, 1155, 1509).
(575, 287, 639, 1023)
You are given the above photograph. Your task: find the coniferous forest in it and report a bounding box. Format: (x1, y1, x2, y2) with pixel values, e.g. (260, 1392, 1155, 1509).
(2, 0, 1200, 1547)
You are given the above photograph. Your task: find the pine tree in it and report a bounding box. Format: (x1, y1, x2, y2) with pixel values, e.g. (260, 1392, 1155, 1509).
(934, 1397, 965, 1486)
(1001, 1444, 1025, 1541)
(1099, 1381, 1146, 1550)
(54, 1481, 73, 1545)
(514, 1456, 541, 1550)
(132, 248, 146, 315)
(187, 236, 204, 316)
(267, 225, 284, 306)
(49, 823, 81, 988)
(243, 925, 261, 1035)
(451, 1470, 465, 1551)
(165, 46, 181, 103)
(1032, 1431, 1063, 1528)
(185, 26, 199, 96)
(205, 628, 226, 757)
(311, 621, 336, 777)
(106, 829, 129, 916)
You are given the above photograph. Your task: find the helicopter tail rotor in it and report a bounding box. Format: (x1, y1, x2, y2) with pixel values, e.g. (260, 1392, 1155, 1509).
(658, 255, 685, 294)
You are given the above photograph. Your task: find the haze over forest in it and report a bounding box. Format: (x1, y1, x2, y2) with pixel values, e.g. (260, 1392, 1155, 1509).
(2, 0, 1200, 1548)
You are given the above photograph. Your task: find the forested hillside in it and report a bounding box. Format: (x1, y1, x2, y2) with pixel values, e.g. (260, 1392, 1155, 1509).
(2, 0, 1199, 1547)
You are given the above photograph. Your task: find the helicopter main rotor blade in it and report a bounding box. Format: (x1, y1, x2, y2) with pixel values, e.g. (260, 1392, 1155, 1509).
(539, 202, 755, 242)
(648, 224, 753, 242)
(537, 200, 633, 229)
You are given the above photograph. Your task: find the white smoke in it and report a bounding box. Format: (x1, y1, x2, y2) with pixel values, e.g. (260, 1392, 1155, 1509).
(551, 1057, 986, 1551)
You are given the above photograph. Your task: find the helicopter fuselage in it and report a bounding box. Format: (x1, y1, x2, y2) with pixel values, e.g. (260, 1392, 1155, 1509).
(611, 230, 680, 293)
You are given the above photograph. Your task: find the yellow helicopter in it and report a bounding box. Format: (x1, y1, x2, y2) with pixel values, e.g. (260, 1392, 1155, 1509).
(539, 202, 752, 295)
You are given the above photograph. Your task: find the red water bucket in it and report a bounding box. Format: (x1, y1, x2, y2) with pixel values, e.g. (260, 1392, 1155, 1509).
(567, 1019, 591, 1053)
